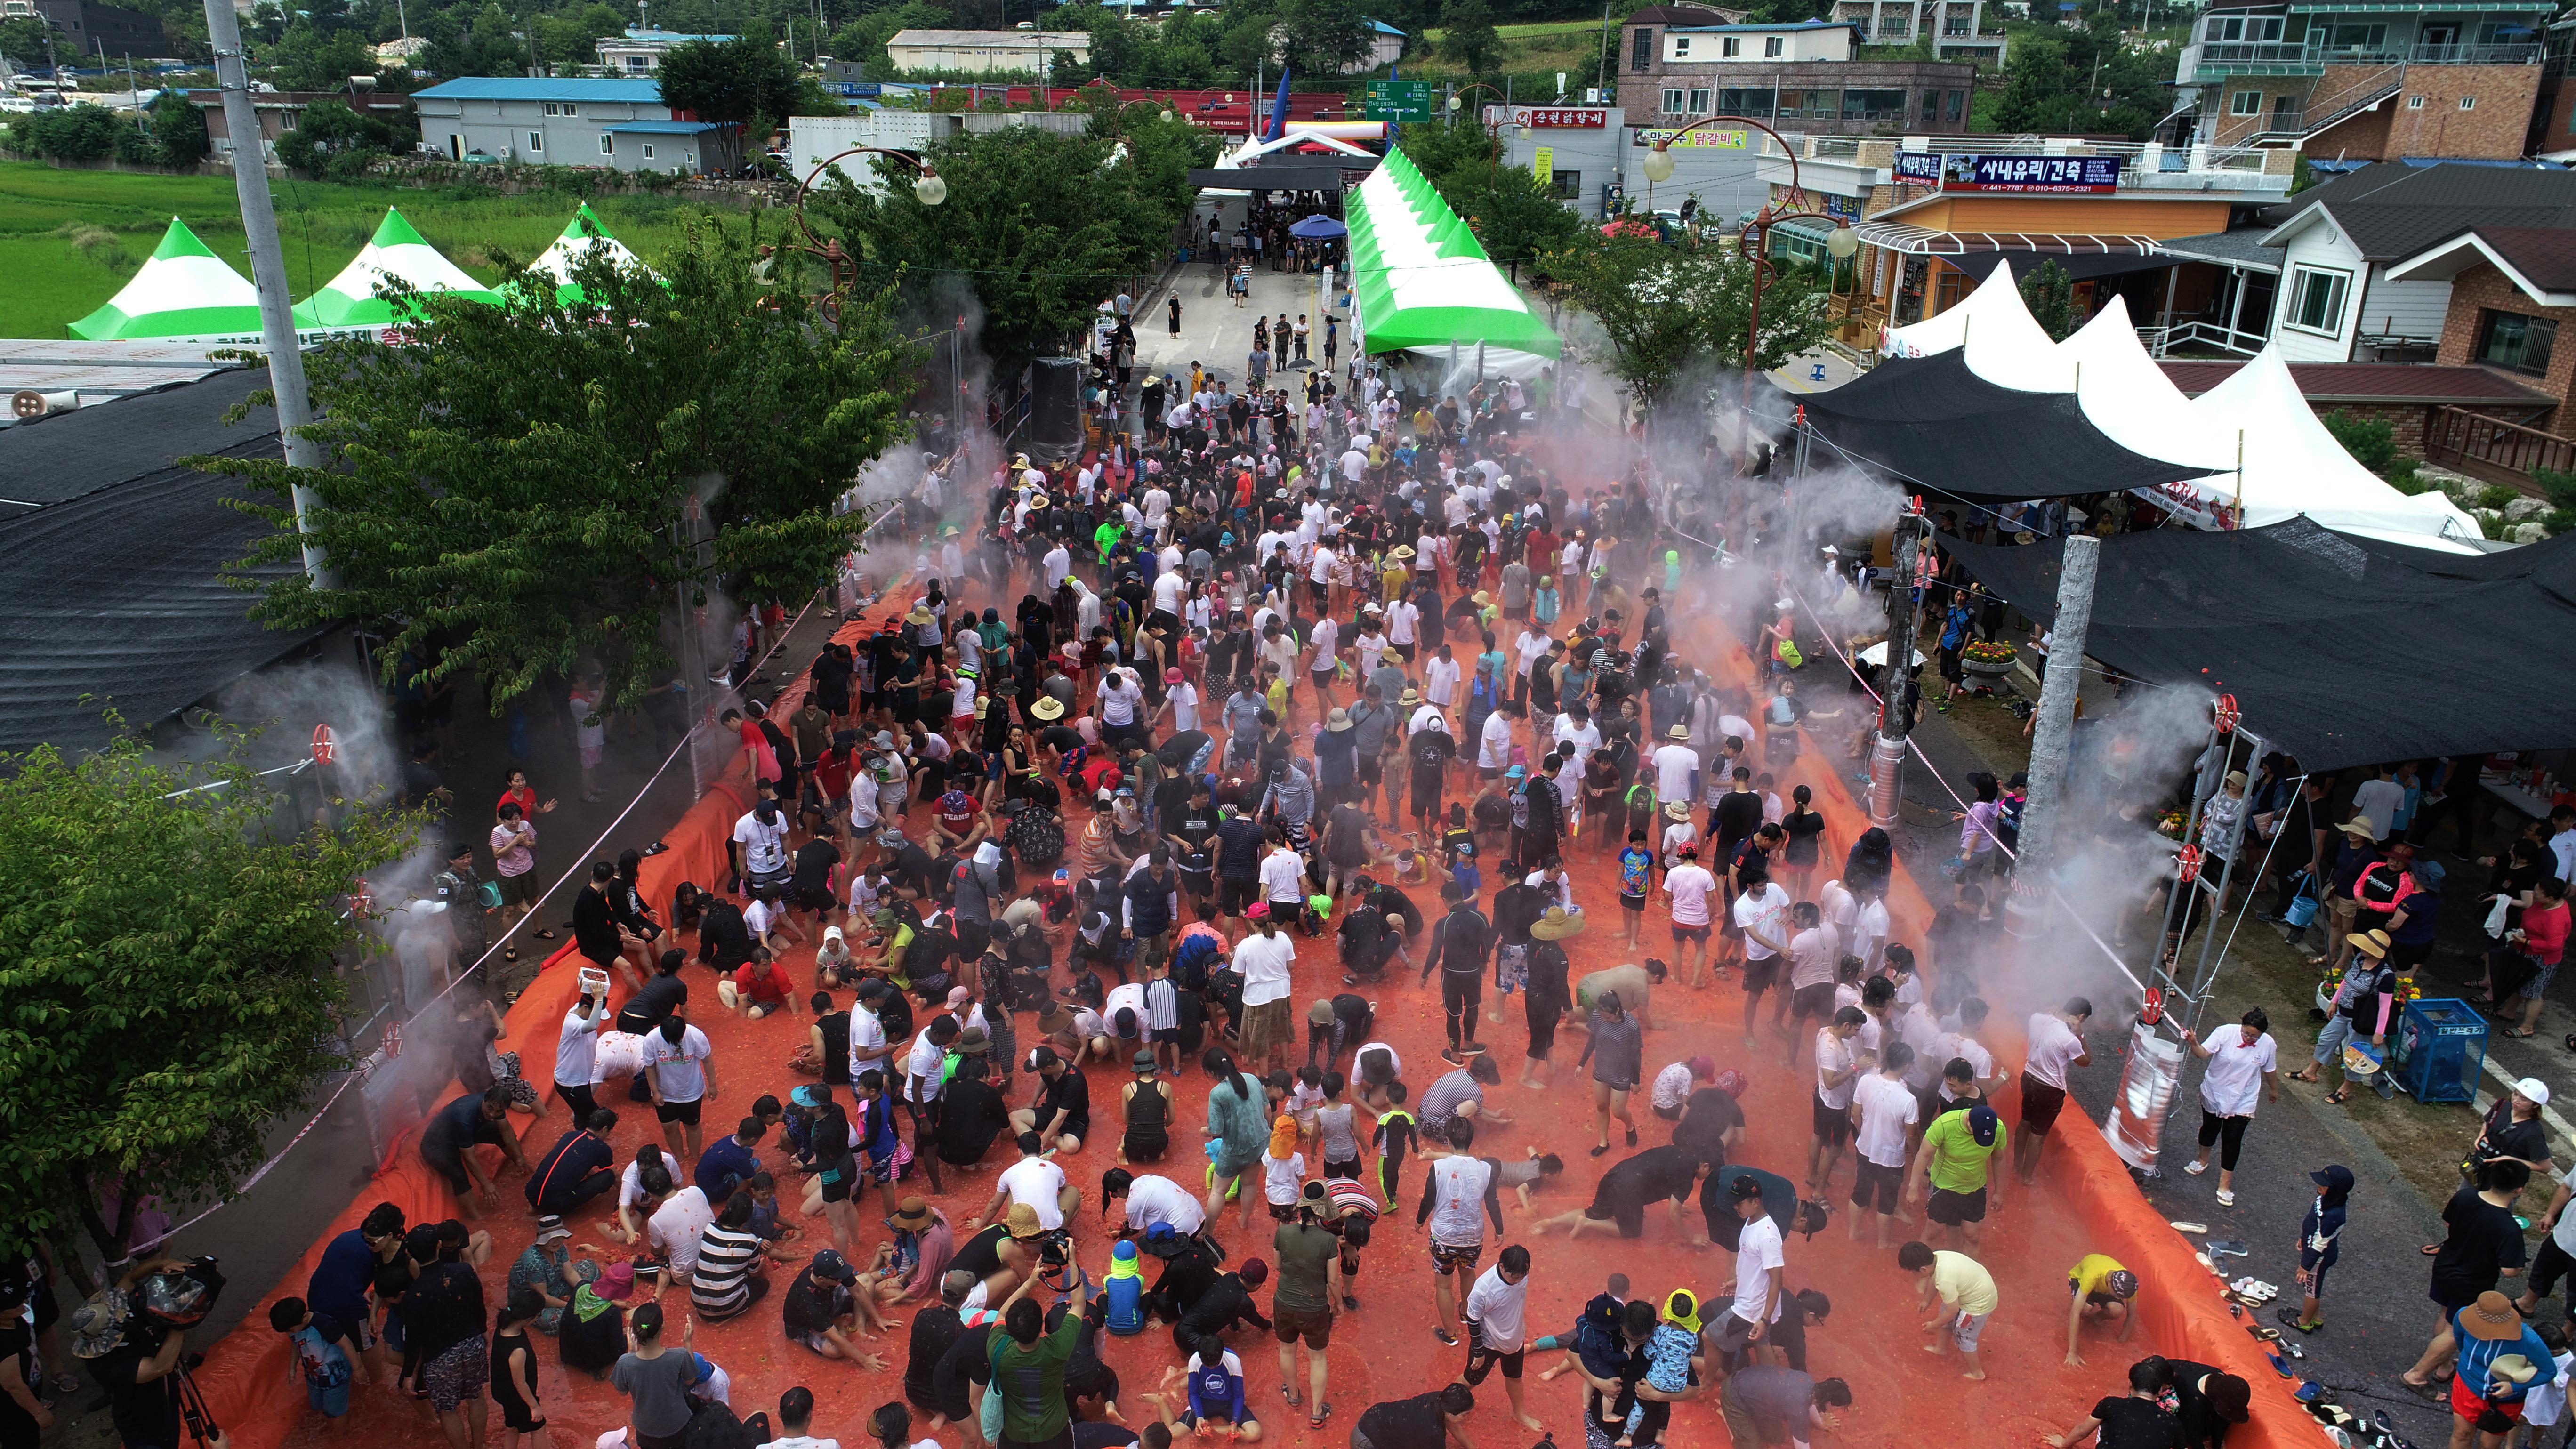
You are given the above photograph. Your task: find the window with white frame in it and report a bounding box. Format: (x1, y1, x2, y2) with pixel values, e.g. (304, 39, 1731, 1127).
(1673, 35, 1691, 54)
(2285, 266, 2350, 336)
(642, 142, 657, 159)
(2408, 94, 2425, 108)
(1722, 35, 1740, 54)
(1687, 87, 1711, 112)
(2460, 95, 2477, 109)
(2230, 89, 2261, 114)
(527, 130, 543, 152)
(1763, 34, 1783, 55)
(600, 132, 614, 153)
(562, 103, 576, 117)
(542, 101, 557, 116)
(1661, 87, 1686, 113)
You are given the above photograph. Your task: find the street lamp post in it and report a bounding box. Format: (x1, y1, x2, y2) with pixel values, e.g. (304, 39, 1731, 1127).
(775, 145, 947, 325)
(1635, 114, 1854, 463)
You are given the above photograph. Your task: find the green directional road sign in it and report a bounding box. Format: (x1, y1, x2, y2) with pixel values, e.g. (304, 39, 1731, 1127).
(1360, 79, 1433, 123)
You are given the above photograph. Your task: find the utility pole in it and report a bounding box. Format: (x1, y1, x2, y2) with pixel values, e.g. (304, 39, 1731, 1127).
(1595, 0, 1610, 98)
(1865, 502, 1924, 830)
(2004, 531, 2099, 943)
(202, 0, 330, 586)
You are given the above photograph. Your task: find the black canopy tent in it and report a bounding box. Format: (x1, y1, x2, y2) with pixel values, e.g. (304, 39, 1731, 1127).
(1936, 519, 2576, 772)
(1785, 351, 2207, 503)
(1185, 159, 1376, 194)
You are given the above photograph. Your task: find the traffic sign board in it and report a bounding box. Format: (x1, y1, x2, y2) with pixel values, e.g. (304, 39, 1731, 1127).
(1359, 79, 1432, 123)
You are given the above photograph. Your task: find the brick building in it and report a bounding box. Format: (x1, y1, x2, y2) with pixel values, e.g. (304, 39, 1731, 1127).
(1617, 5, 1977, 136)
(2168, 0, 2551, 160)
(2381, 224, 2576, 478)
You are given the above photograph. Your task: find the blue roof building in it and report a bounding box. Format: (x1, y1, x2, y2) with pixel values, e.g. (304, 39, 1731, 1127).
(411, 76, 743, 176)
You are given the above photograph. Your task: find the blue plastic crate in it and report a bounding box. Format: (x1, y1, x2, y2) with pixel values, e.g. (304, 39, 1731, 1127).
(2397, 998, 2488, 1105)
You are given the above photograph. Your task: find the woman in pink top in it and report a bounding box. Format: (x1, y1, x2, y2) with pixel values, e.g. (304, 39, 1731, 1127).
(2506, 875, 2570, 1038)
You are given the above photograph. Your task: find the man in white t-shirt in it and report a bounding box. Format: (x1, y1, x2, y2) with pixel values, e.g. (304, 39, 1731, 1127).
(1811, 1006, 1866, 1191)
(1651, 726, 1701, 808)
(1848, 1044, 1921, 1248)
(1730, 865, 1793, 1042)
(1096, 668, 1147, 749)
(2015, 998, 2093, 1184)
(974, 1132, 1079, 1230)
(1108, 1169, 1208, 1241)
(1385, 596, 1420, 658)
(555, 995, 604, 1122)
(1423, 646, 1463, 708)
(2179, 1008, 2278, 1207)
(1664, 847, 1720, 985)
(643, 1016, 717, 1158)
(1711, 1175, 1786, 1357)
(1783, 903, 1843, 1058)
(1478, 703, 1515, 774)
(730, 800, 789, 892)
(647, 1183, 716, 1275)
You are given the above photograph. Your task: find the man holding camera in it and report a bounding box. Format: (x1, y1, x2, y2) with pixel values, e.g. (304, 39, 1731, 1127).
(70, 1257, 227, 1449)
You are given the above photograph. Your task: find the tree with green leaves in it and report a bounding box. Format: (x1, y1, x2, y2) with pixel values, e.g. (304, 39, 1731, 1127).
(1439, 0, 1499, 75)
(7, 102, 124, 161)
(813, 118, 1215, 370)
(274, 97, 421, 178)
(0, 729, 417, 1271)
(657, 30, 810, 132)
(197, 220, 915, 717)
(1992, 16, 2168, 137)
(1541, 225, 1831, 414)
(1398, 121, 1583, 270)
(2019, 258, 2075, 340)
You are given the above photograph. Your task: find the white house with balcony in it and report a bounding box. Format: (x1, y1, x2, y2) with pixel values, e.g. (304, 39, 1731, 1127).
(595, 27, 735, 75)
(1829, 0, 2007, 61)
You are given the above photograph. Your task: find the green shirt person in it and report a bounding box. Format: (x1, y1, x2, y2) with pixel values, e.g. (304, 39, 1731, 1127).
(1906, 1100, 2005, 1253)
(984, 1252, 1090, 1447)
(1094, 519, 1125, 565)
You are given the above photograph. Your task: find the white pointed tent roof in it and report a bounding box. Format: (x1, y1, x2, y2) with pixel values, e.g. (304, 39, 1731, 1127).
(2056, 297, 2237, 473)
(1881, 261, 2069, 391)
(1875, 266, 2483, 550)
(290, 207, 500, 330)
(68, 217, 266, 344)
(529, 203, 653, 303)
(2181, 347, 2482, 549)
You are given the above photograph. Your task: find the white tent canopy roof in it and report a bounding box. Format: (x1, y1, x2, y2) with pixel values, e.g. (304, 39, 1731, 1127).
(1876, 263, 2481, 550)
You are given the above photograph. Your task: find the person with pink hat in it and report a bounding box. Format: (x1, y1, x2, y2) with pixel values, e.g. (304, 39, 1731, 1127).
(1650, 1055, 1719, 1123)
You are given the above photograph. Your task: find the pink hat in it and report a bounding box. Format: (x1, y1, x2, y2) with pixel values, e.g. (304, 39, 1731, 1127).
(1165, 667, 1184, 684)
(597, 1261, 637, 1301)
(947, 985, 973, 1009)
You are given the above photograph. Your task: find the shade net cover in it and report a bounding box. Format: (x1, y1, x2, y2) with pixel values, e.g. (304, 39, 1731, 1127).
(1936, 519, 2576, 769)
(1787, 349, 2205, 502)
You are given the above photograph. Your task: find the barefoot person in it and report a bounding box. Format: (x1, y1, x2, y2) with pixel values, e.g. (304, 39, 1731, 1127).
(2014, 998, 2092, 1185)
(1898, 1240, 1994, 1381)
(1462, 1246, 1546, 1433)
(2062, 1255, 2140, 1367)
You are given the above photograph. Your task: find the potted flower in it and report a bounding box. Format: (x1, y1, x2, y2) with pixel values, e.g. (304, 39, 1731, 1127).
(1960, 639, 2018, 685)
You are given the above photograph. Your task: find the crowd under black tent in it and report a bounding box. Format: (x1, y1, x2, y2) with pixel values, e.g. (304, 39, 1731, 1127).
(1934, 519, 2576, 772)
(1781, 351, 2207, 504)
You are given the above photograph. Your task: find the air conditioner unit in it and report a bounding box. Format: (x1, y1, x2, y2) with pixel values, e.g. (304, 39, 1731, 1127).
(499, 145, 514, 160)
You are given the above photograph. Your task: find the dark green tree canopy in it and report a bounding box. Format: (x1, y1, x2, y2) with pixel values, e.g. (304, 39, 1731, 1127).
(813, 117, 1215, 369)
(1542, 226, 1832, 412)
(0, 730, 416, 1265)
(197, 220, 915, 716)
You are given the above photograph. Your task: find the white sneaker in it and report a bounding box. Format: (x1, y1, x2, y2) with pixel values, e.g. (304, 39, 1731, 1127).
(2183, 1159, 2209, 1176)
(2216, 1188, 2237, 1207)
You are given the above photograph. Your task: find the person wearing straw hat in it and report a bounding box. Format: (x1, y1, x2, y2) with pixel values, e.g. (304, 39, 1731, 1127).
(2288, 929, 2399, 1104)
(2433, 1290, 2555, 1445)
(2310, 815, 2384, 973)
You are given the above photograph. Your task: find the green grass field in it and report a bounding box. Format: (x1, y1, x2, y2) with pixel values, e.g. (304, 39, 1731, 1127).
(1408, 18, 1612, 78)
(0, 161, 754, 339)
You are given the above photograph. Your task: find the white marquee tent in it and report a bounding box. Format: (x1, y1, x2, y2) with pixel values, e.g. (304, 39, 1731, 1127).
(1881, 264, 2480, 550)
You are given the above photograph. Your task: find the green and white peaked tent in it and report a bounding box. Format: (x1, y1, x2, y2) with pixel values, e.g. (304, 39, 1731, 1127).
(69, 217, 267, 344)
(1344, 145, 1560, 363)
(527, 202, 656, 304)
(290, 206, 501, 330)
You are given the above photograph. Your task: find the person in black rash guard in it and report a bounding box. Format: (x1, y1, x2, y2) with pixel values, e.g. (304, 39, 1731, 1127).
(1527, 1143, 1711, 1240)
(1168, 1260, 1272, 1354)
(1353, 1383, 1478, 1449)
(902, 1272, 969, 1415)
(928, 1313, 995, 1428)
(1763, 1288, 1832, 1374)
(616, 952, 690, 1036)
(697, 897, 757, 972)
(2149, 1357, 2252, 1449)
(1137, 1228, 1222, 1325)
(525, 1110, 620, 1214)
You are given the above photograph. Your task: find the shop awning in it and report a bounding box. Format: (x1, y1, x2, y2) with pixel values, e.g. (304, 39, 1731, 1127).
(1344, 145, 1559, 359)
(1855, 220, 2161, 255)
(1944, 250, 2183, 282)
